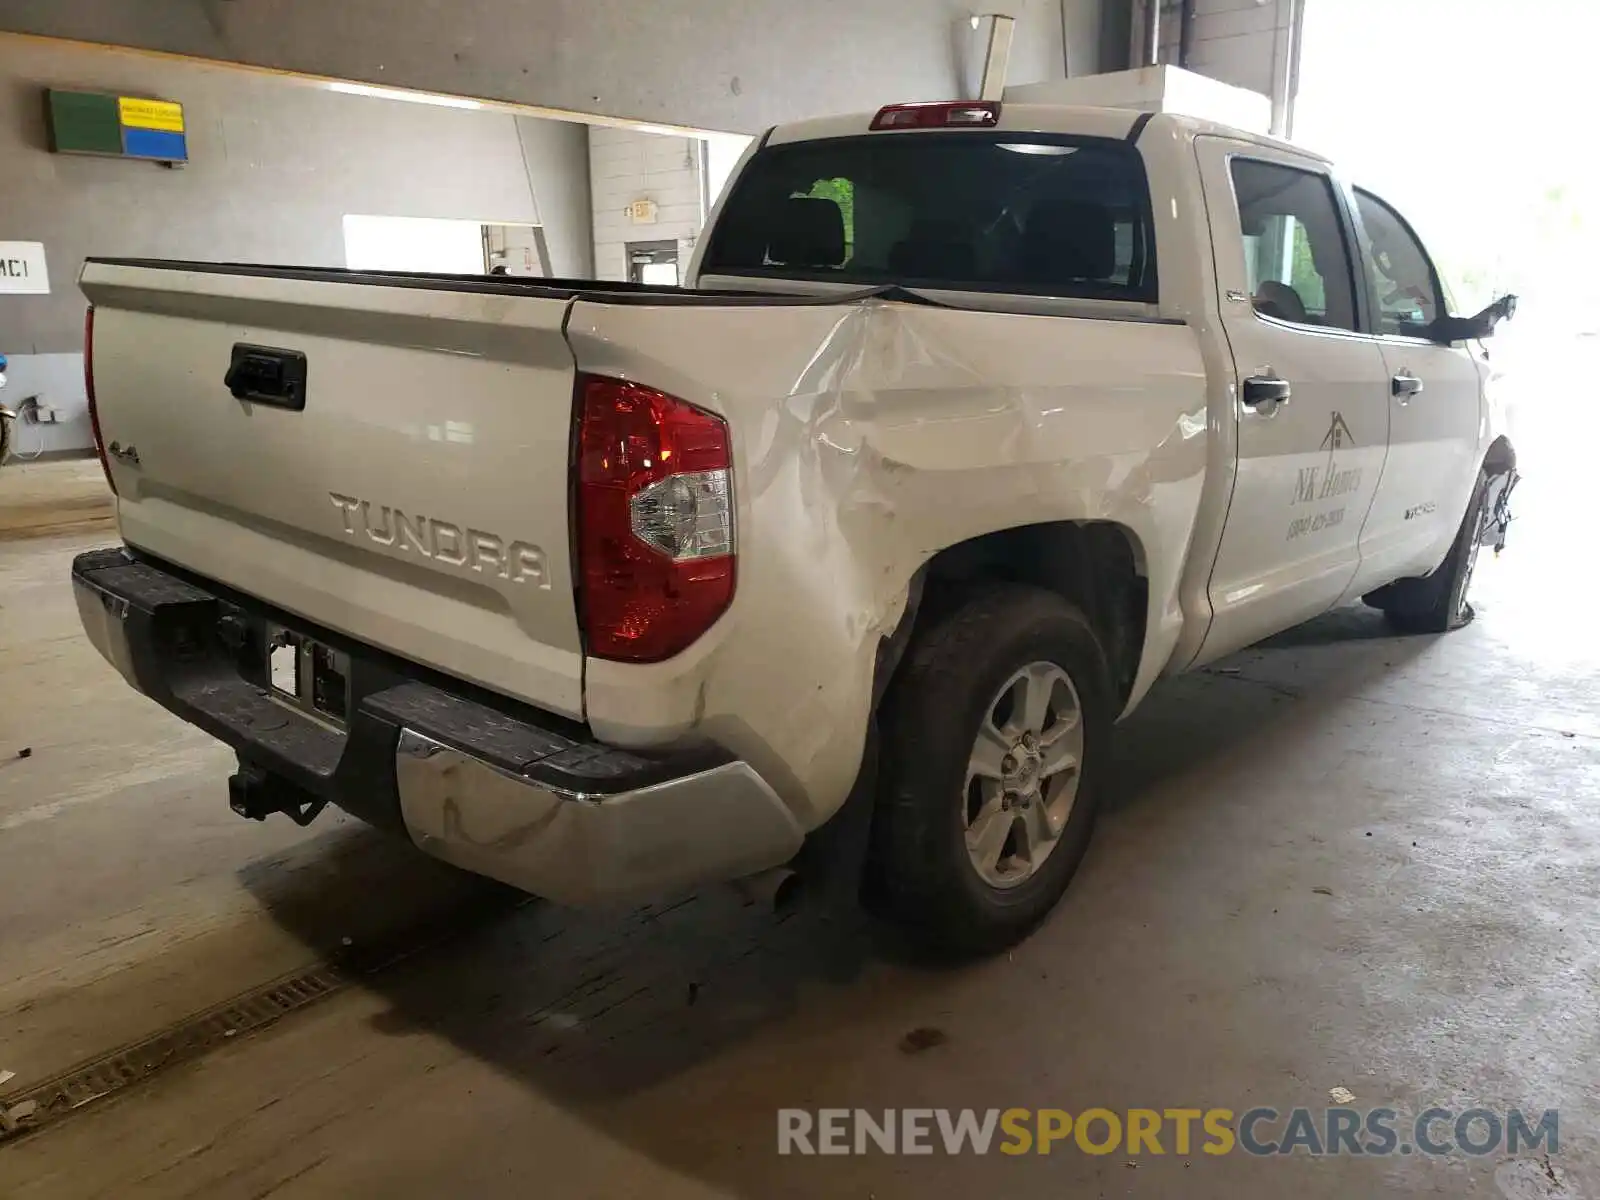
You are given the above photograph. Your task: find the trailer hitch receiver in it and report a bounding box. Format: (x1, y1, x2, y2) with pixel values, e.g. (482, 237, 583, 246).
(228, 762, 328, 827)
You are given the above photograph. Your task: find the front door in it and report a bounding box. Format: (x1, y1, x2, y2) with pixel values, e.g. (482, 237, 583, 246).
(1194, 139, 1392, 663)
(1342, 187, 1486, 596)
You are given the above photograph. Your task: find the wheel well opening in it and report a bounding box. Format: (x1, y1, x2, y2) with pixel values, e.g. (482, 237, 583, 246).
(888, 521, 1148, 710)
(1484, 435, 1516, 477)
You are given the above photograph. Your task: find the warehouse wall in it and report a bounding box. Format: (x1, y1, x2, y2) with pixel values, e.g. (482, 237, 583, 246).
(0, 0, 1101, 132)
(589, 128, 704, 283)
(0, 34, 593, 453)
(1154, 0, 1300, 132)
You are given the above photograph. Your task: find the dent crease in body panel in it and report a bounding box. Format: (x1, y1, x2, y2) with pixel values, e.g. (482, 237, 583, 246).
(572, 299, 1210, 828)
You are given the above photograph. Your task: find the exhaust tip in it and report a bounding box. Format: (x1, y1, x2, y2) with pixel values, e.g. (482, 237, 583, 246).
(731, 865, 801, 913)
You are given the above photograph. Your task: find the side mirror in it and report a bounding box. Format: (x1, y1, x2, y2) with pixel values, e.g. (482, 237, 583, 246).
(1431, 293, 1518, 344)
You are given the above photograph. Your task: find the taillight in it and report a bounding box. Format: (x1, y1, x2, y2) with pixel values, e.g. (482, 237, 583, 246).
(870, 101, 1001, 131)
(575, 375, 734, 662)
(83, 306, 117, 496)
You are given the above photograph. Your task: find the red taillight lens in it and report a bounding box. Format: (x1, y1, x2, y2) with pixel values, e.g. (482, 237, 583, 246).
(575, 375, 734, 662)
(870, 101, 1000, 131)
(83, 306, 117, 497)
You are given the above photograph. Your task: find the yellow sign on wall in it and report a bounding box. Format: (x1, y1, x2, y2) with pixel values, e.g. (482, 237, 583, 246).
(118, 97, 185, 133)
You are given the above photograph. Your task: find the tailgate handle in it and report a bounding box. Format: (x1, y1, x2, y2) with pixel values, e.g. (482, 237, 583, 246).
(225, 344, 307, 410)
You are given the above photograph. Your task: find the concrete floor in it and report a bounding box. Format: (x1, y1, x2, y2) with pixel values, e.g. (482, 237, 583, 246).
(0, 457, 114, 542)
(0, 379, 1595, 1197)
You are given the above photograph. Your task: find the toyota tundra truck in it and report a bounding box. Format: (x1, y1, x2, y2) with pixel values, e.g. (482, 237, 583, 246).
(71, 101, 1518, 955)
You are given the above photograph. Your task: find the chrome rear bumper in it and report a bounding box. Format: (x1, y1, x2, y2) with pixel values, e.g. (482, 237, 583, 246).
(395, 732, 802, 906)
(72, 547, 804, 906)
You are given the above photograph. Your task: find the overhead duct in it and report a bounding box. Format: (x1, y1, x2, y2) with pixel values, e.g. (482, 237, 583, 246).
(979, 14, 1017, 102)
(1007, 66, 1272, 134)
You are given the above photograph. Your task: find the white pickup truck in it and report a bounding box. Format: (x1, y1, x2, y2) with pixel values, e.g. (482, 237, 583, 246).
(73, 101, 1518, 955)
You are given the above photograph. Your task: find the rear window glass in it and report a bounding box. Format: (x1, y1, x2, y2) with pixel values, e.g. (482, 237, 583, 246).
(702, 133, 1157, 302)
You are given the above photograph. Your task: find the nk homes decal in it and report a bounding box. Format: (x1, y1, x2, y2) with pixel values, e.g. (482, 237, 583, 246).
(1287, 410, 1363, 541)
(776, 1105, 1559, 1159)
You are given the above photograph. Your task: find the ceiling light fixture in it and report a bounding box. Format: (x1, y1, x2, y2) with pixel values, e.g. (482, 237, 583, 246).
(326, 81, 484, 110)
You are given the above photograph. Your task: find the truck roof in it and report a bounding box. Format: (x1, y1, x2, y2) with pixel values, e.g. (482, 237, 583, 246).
(767, 103, 1328, 164)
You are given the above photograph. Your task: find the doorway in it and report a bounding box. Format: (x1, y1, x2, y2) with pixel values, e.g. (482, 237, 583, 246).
(483, 224, 552, 277)
(627, 240, 680, 286)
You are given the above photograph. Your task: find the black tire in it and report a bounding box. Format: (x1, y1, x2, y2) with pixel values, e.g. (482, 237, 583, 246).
(870, 585, 1113, 958)
(1366, 469, 1490, 634)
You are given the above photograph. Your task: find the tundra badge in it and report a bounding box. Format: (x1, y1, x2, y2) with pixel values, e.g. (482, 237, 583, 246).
(328, 493, 550, 588)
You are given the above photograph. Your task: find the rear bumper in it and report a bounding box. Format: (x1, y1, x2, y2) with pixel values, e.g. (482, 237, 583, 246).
(71, 548, 803, 905)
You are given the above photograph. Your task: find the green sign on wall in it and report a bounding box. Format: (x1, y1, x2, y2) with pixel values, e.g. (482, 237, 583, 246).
(45, 88, 189, 163)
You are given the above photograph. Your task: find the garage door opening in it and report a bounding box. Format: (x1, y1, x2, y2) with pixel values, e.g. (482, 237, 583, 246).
(342, 215, 550, 275)
(1296, 0, 1600, 642)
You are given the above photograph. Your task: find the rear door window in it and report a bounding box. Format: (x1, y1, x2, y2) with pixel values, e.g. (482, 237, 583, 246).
(702, 133, 1157, 302)
(1229, 158, 1359, 332)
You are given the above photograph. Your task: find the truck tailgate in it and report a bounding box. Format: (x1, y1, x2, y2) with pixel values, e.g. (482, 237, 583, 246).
(81, 261, 586, 718)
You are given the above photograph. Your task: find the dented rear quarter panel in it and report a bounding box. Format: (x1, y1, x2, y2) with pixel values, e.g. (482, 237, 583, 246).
(571, 299, 1210, 829)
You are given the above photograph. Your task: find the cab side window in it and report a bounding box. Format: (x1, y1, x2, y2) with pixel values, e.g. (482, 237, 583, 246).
(1354, 189, 1442, 337)
(1230, 159, 1358, 332)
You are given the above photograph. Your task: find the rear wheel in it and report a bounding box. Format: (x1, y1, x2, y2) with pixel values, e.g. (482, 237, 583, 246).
(870, 586, 1112, 957)
(1366, 469, 1491, 634)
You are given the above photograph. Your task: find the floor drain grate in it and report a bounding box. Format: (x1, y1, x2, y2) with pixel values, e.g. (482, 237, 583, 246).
(0, 962, 346, 1144)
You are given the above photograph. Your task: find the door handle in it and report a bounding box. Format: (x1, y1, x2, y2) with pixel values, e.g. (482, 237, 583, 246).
(1391, 372, 1424, 399)
(1242, 375, 1292, 408)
